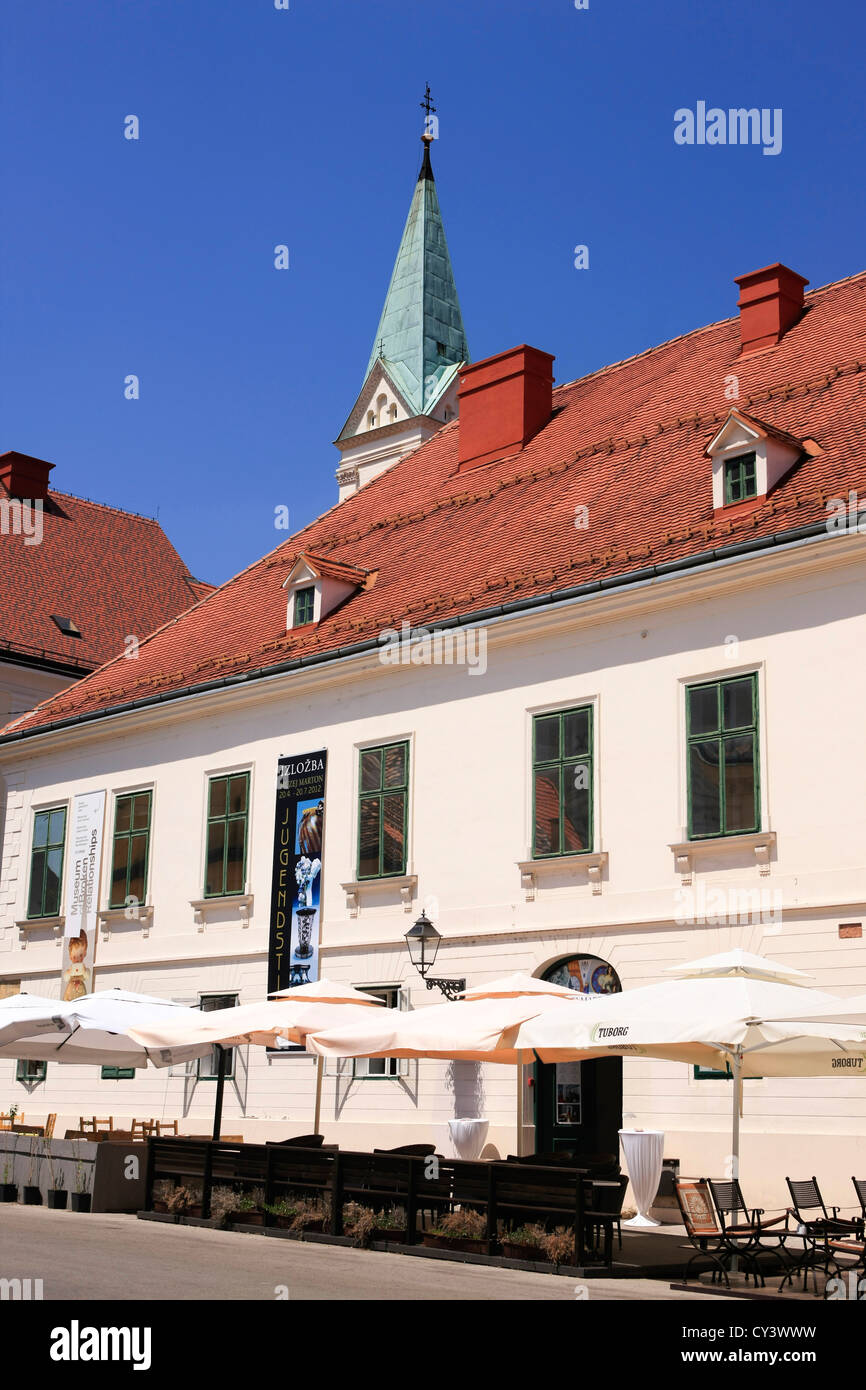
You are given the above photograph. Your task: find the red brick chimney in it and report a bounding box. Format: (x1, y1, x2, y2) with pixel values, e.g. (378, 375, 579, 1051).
(0, 450, 54, 501)
(733, 263, 809, 354)
(457, 345, 555, 470)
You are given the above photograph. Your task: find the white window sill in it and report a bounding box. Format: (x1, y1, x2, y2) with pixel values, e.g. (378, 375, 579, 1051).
(341, 874, 418, 918)
(189, 893, 253, 931)
(97, 905, 154, 941)
(669, 831, 776, 883)
(15, 916, 65, 948)
(517, 852, 608, 900)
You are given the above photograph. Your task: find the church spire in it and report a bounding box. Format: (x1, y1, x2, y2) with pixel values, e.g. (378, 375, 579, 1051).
(334, 91, 470, 502)
(362, 87, 469, 414)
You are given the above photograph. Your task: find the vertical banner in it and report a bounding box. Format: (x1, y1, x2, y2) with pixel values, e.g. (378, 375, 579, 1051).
(267, 751, 327, 997)
(61, 790, 106, 1001)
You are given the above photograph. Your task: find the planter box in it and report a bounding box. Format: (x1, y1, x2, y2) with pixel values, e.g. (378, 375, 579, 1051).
(422, 1233, 488, 1255)
(230, 1210, 264, 1226)
(22, 1186, 42, 1206)
(296, 1219, 325, 1235)
(70, 1193, 92, 1213)
(47, 1189, 69, 1210)
(0, 1184, 18, 1203)
(152, 1200, 169, 1213)
(501, 1241, 548, 1262)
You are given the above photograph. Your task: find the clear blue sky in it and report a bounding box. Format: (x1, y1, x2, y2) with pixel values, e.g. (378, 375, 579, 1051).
(2, 0, 863, 585)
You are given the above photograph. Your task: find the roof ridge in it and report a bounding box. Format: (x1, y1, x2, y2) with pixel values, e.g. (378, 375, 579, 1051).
(48, 489, 163, 525)
(553, 267, 866, 397)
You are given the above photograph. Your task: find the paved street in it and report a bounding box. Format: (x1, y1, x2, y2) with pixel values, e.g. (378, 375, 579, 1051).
(1, 1207, 728, 1301)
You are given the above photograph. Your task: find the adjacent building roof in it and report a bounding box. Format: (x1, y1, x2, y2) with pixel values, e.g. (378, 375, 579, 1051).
(3, 268, 865, 742)
(0, 483, 212, 680)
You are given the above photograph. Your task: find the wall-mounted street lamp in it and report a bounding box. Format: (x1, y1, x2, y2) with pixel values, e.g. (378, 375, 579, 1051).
(404, 910, 465, 1002)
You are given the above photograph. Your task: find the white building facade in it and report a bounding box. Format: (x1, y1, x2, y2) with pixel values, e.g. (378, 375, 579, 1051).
(1, 146, 864, 1208)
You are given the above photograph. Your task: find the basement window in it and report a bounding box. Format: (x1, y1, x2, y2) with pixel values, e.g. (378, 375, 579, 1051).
(723, 452, 758, 505)
(293, 587, 315, 626)
(50, 615, 82, 638)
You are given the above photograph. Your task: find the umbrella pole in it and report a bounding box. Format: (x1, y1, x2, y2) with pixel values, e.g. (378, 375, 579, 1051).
(516, 1051, 524, 1157)
(731, 1050, 742, 1180)
(313, 1054, 324, 1136)
(212, 1044, 227, 1142)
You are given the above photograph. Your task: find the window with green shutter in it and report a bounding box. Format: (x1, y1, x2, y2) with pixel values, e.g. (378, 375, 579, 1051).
(204, 773, 250, 897)
(293, 586, 315, 626)
(724, 452, 757, 504)
(686, 674, 760, 839)
(27, 806, 67, 919)
(101, 1066, 135, 1081)
(197, 994, 239, 1079)
(532, 706, 593, 858)
(16, 1058, 47, 1083)
(109, 791, 152, 909)
(357, 742, 409, 878)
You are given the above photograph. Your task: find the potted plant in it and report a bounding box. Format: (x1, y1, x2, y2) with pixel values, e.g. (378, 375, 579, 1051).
(229, 1187, 266, 1226)
(422, 1208, 488, 1254)
(23, 1135, 42, 1205)
(1, 1158, 17, 1204)
(540, 1227, 576, 1268)
(44, 1141, 68, 1209)
(500, 1223, 550, 1262)
(263, 1196, 300, 1230)
(343, 1204, 407, 1246)
(150, 1178, 173, 1214)
(70, 1158, 92, 1212)
(208, 1185, 237, 1228)
(166, 1183, 203, 1219)
(289, 1196, 329, 1235)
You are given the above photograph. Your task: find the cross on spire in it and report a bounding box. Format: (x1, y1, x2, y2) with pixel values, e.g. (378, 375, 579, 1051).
(420, 83, 436, 123)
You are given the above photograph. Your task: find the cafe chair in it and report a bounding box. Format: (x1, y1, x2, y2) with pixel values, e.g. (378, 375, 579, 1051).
(708, 1178, 796, 1278)
(675, 1178, 765, 1289)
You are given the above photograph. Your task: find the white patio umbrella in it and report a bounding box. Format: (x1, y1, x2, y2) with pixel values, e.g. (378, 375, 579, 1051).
(0, 991, 71, 1047)
(458, 973, 594, 1147)
(0, 989, 210, 1067)
(461, 972, 584, 1000)
(129, 983, 387, 1138)
(516, 951, 866, 1177)
(268, 978, 384, 1005)
(768, 994, 866, 1029)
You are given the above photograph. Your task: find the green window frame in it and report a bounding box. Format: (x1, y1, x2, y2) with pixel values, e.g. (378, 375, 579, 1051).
(204, 772, 250, 897)
(16, 1058, 47, 1083)
(352, 986, 407, 1078)
(101, 1066, 135, 1081)
(27, 806, 67, 919)
(294, 586, 315, 626)
(532, 706, 594, 858)
(357, 742, 409, 879)
(109, 790, 153, 909)
(724, 451, 757, 504)
(197, 994, 239, 1080)
(693, 1065, 761, 1081)
(686, 674, 760, 840)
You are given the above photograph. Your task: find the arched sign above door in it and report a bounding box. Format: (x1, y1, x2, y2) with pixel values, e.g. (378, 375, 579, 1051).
(543, 955, 621, 997)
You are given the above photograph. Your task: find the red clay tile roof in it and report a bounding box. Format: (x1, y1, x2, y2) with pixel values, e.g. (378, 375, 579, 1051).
(4, 269, 866, 740)
(0, 486, 212, 680)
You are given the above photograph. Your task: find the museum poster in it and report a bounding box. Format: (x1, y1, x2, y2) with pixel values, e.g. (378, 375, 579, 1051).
(267, 751, 327, 999)
(61, 789, 106, 1001)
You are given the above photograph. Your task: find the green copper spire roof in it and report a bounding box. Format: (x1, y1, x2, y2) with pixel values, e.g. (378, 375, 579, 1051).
(364, 140, 469, 415)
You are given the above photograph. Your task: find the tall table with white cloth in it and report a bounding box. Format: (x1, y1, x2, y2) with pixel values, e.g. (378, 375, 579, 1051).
(619, 1128, 665, 1228)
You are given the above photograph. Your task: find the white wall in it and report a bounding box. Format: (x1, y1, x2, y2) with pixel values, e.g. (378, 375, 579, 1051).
(1, 535, 864, 1211)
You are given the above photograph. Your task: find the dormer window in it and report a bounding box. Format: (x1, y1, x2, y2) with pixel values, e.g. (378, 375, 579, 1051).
(283, 551, 372, 632)
(705, 410, 803, 512)
(723, 452, 757, 505)
(293, 586, 315, 627)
